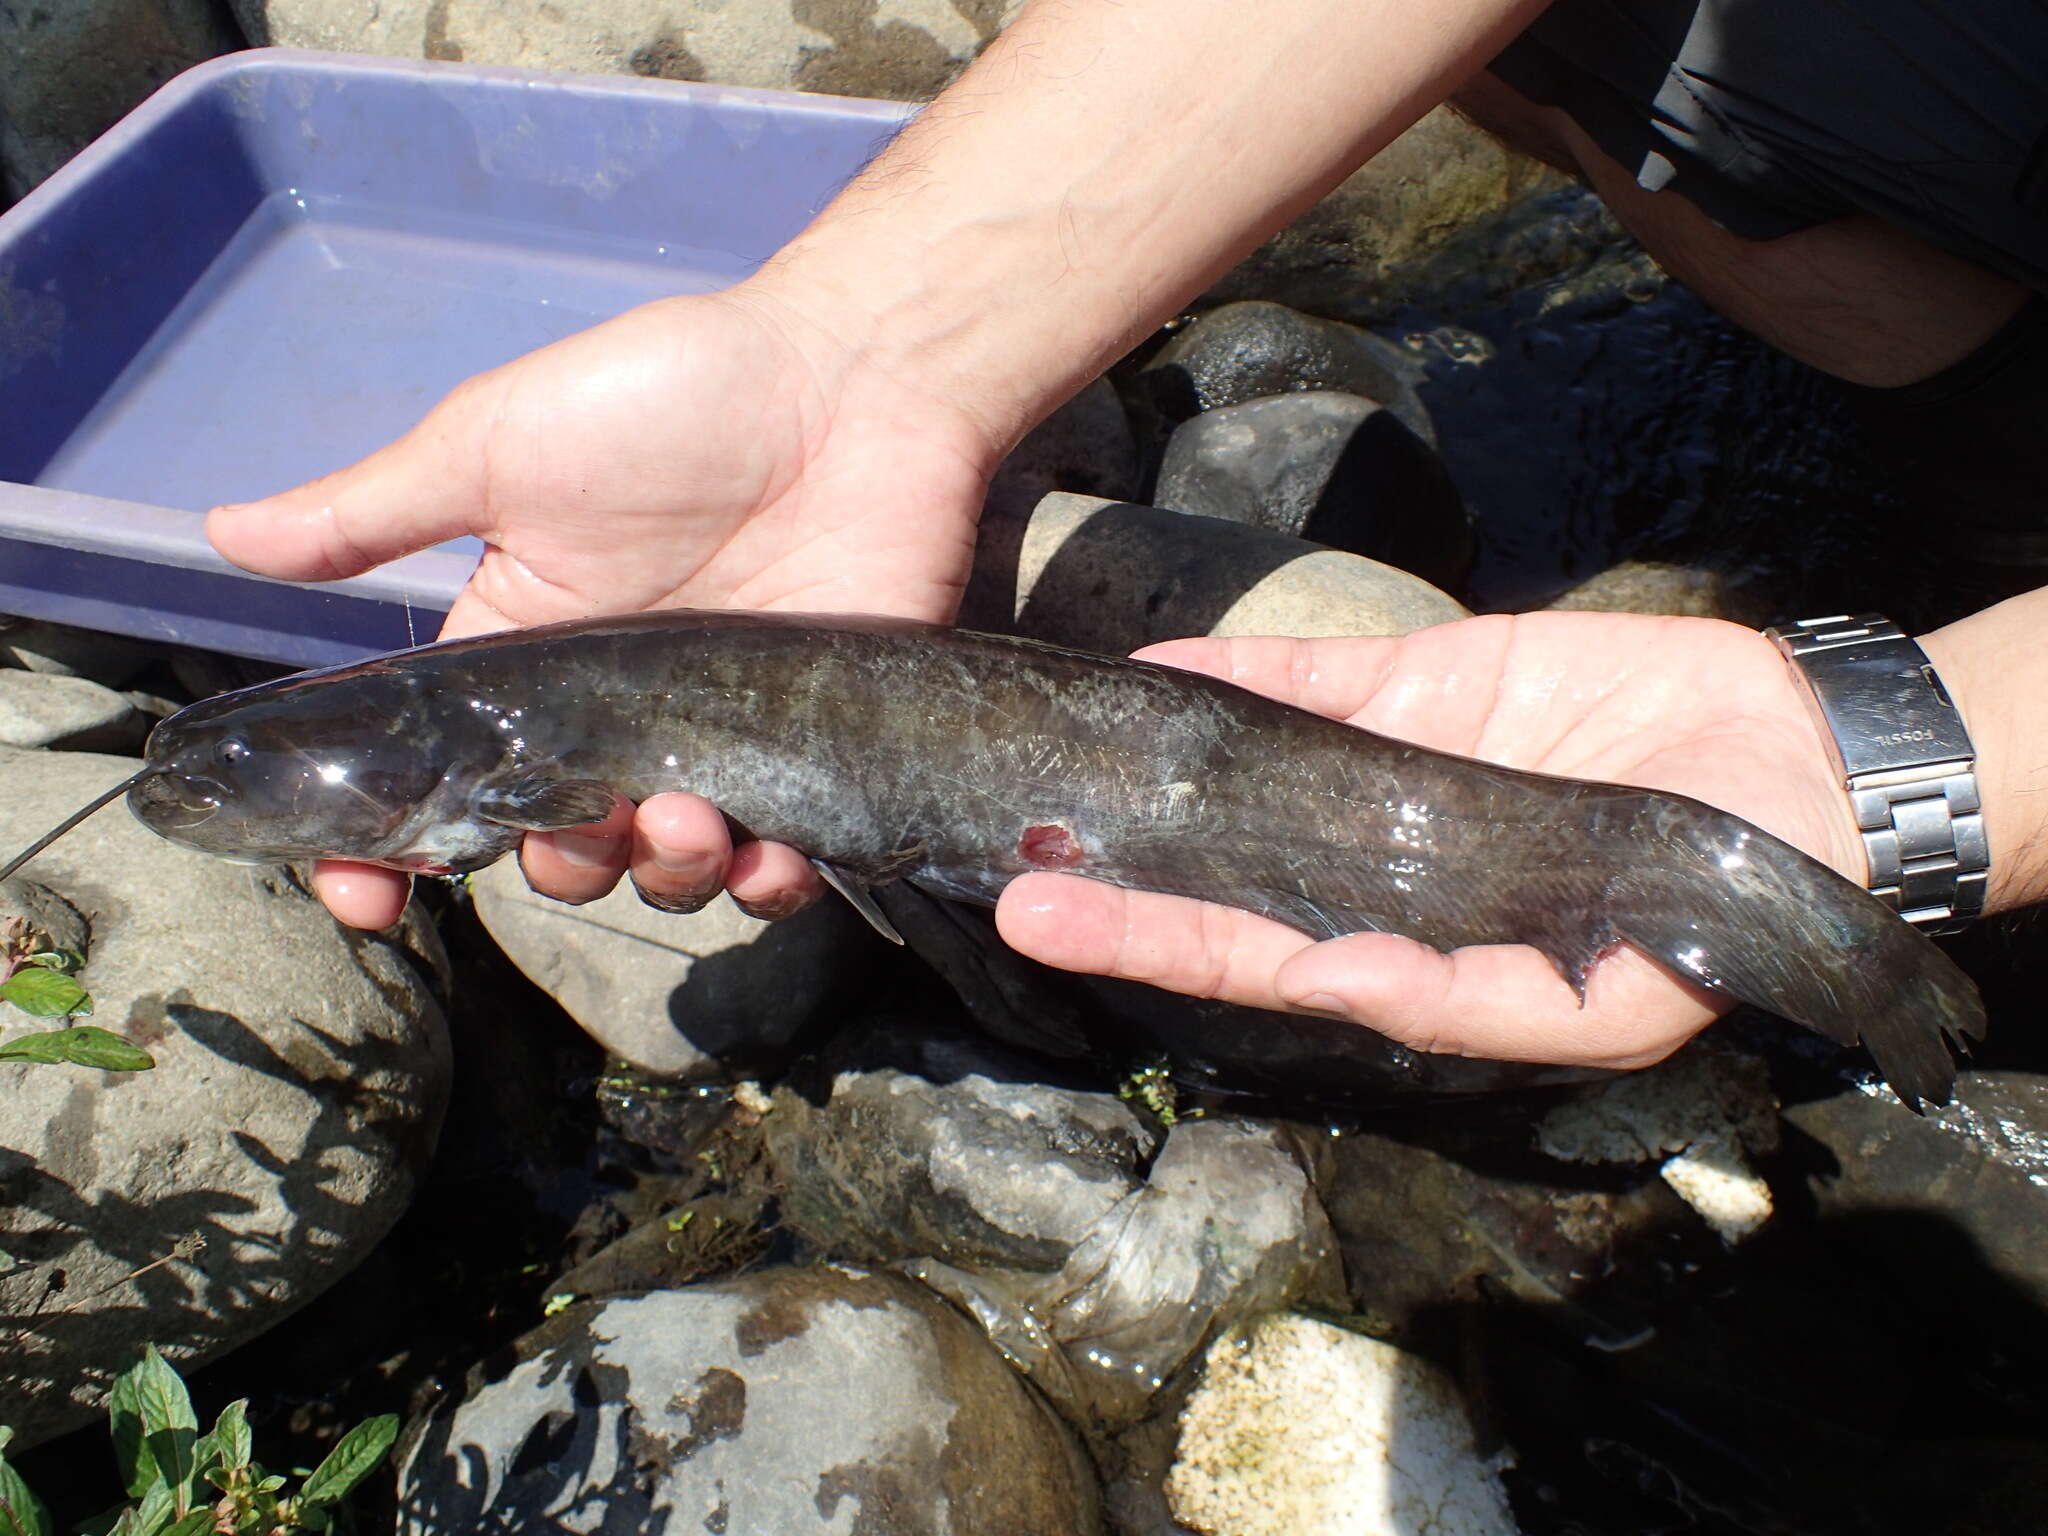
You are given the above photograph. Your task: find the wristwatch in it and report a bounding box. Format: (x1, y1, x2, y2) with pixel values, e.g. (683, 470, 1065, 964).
(1763, 614, 1986, 932)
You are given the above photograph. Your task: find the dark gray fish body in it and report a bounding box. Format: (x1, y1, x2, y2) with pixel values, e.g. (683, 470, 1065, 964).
(129, 610, 1981, 1106)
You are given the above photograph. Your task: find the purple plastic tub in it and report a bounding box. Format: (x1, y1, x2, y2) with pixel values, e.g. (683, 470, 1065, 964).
(0, 49, 908, 665)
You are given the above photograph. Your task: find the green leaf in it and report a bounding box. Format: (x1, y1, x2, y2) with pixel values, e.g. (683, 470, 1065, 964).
(22, 951, 80, 973)
(162, 1512, 214, 1536)
(0, 1027, 151, 1072)
(211, 1401, 252, 1472)
(108, 1368, 154, 1499)
(294, 1415, 398, 1509)
(0, 969, 90, 1018)
(0, 1459, 54, 1536)
(129, 1475, 174, 1535)
(131, 1349, 198, 1509)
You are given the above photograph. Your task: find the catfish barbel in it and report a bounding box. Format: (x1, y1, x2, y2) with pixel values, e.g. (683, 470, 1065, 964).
(1, 610, 1981, 1106)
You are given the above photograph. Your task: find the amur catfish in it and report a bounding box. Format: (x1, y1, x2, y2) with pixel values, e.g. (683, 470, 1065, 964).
(3, 610, 1982, 1106)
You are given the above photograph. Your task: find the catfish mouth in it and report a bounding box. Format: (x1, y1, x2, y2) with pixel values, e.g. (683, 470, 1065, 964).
(129, 772, 225, 830)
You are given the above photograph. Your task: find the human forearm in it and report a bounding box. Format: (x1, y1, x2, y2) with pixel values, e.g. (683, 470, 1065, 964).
(1918, 587, 2048, 913)
(743, 0, 1547, 452)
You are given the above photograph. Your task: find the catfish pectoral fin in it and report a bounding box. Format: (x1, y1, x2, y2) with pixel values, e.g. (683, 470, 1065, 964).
(474, 771, 619, 831)
(812, 859, 905, 945)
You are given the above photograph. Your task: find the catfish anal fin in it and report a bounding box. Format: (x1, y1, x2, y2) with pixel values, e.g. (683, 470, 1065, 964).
(813, 859, 904, 945)
(475, 771, 619, 831)
(1522, 919, 1625, 1006)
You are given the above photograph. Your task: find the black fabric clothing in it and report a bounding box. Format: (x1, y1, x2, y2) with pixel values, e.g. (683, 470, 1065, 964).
(1491, 0, 2048, 289)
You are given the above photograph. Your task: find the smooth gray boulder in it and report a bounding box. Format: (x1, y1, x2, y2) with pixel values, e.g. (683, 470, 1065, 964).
(0, 747, 449, 1447)
(0, 670, 141, 752)
(0, 619, 160, 687)
(970, 491, 1469, 658)
(1155, 390, 1473, 589)
(983, 377, 1142, 525)
(472, 860, 883, 1078)
(1138, 301, 1436, 447)
(395, 1265, 1104, 1533)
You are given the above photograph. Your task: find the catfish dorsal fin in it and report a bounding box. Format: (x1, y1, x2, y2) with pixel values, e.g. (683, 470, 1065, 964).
(812, 859, 904, 945)
(473, 770, 619, 832)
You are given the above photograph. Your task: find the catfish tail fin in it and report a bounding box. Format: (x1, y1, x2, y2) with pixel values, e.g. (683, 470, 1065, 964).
(1608, 865, 1982, 1112)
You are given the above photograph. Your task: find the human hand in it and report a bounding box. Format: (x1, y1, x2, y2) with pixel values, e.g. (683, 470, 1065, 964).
(208, 288, 997, 927)
(996, 612, 1866, 1071)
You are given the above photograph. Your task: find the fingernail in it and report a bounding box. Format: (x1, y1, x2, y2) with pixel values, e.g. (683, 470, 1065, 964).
(1289, 992, 1353, 1020)
(734, 892, 805, 922)
(553, 829, 623, 868)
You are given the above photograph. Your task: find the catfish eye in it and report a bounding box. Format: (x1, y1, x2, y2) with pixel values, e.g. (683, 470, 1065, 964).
(215, 738, 251, 767)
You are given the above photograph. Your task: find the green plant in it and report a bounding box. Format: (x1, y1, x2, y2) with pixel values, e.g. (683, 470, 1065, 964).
(0, 1347, 397, 1535)
(1116, 1061, 1179, 1126)
(0, 924, 146, 1073)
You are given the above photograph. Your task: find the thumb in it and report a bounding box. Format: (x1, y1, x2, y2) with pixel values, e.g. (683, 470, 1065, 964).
(207, 386, 495, 581)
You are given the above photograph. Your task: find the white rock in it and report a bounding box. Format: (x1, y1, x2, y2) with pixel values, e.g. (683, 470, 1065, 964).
(1167, 1312, 1518, 1536)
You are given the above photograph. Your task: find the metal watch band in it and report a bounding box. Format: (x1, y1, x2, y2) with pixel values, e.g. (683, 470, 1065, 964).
(1763, 614, 1987, 933)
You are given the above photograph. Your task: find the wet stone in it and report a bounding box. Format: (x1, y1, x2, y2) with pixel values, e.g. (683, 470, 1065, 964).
(767, 1030, 1341, 1428)
(1155, 390, 1473, 590)
(1317, 1110, 1707, 1349)
(395, 1264, 1104, 1534)
(764, 1020, 1158, 1275)
(1138, 300, 1435, 446)
(1536, 1045, 1781, 1243)
(1783, 1068, 2048, 1365)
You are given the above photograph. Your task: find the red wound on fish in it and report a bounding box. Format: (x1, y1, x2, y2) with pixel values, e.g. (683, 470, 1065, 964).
(1019, 822, 1084, 869)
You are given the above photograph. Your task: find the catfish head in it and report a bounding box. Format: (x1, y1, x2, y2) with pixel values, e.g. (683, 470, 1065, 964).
(125, 667, 616, 875)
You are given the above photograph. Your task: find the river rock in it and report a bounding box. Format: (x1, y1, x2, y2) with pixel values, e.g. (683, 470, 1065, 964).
(1319, 1110, 1706, 1349)
(0, 619, 160, 688)
(1202, 105, 1572, 324)
(0, 670, 141, 752)
(0, 747, 448, 1447)
(1138, 301, 1435, 447)
(974, 490, 1468, 658)
(472, 858, 882, 1078)
(766, 1031, 1340, 1426)
(1155, 390, 1473, 590)
(983, 377, 1142, 525)
(232, 0, 1023, 98)
(1537, 1044, 1780, 1243)
(1165, 1312, 1518, 1536)
(1782, 1069, 2048, 1365)
(766, 1022, 1158, 1274)
(1544, 559, 1742, 620)
(395, 1264, 1103, 1533)
(0, 0, 241, 197)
